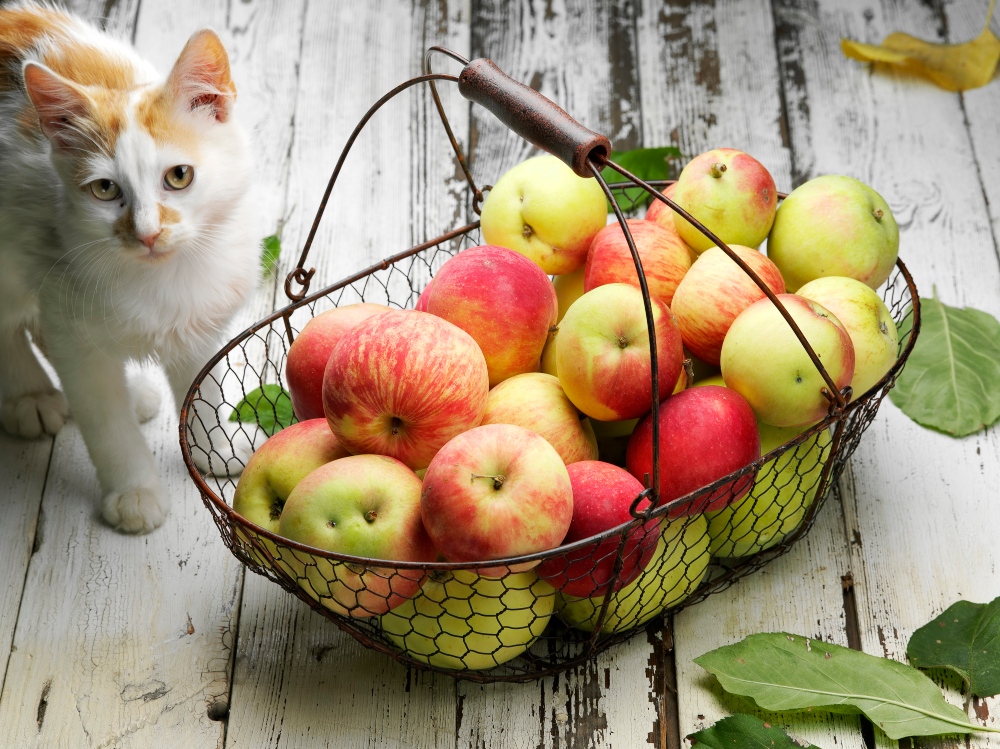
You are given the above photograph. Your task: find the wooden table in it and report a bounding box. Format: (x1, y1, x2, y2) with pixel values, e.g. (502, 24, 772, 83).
(2, 1, 998, 747)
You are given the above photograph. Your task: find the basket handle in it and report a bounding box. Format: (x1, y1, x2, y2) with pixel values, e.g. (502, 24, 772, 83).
(458, 58, 611, 178)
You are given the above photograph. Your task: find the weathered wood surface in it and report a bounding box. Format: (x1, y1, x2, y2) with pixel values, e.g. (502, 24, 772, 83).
(0, 0, 998, 747)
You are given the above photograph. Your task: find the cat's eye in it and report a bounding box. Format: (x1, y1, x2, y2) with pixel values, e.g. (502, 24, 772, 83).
(89, 179, 121, 201)
(164, 165, 194, 190)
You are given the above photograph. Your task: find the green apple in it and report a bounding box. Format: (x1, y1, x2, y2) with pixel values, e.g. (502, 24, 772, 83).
(277, 454, 437, 618)
(720, 294, 855, 427)
(480, 154, 608, 274)
(706, 422, 832, 558)
(767, 175, 899, 291)
(379, 569, 556, 670)
(557, 514, 710, 633)
(796, 276, 898, 397)
(672, 148, 777, 253)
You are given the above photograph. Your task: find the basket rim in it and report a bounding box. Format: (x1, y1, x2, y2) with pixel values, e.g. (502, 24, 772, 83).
(179, 238, 920, 572)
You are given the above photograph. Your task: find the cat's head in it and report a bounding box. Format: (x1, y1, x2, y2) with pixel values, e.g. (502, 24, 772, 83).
(21, 29, 251, 263)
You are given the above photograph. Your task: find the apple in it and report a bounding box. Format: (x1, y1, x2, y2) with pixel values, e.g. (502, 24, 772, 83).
(480, 154, 608, 274)
(481, 373, 598, 465)
(626, 386, 760, 516)
(420, 424, 574, 574)
(767, 175, 899, 291)
(277, 454, 437, 617)
(286, 303, 388, 420)
(796, 276, 898, 397)
(537, 461, 659, 597)
(671, 148, 777, 253)
(557, 514, 710, 633)
(556, 283, 684, 421)
(426, 245, 558, 386)
(414, 278, 434, 312)
(707, 422, 833, 558)
(584, 219, 693, 306)
(554, 265, 586, 322)
(670, 245, 786, 366)
(720, 294, 855, 427)
(540, 326, 558, 376)
(232, 418, 350, 565)
(693, 374, 726, 388)
(590, 416, 640, 467)
(380, 569, 555, 670)
(323, 310, 489, 470)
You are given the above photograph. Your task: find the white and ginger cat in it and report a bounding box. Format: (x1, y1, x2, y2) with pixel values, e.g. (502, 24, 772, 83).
(0, 4, 260, 533)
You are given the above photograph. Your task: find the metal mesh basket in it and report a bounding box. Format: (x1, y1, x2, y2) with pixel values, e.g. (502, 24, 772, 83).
(179, 48, 920, 683)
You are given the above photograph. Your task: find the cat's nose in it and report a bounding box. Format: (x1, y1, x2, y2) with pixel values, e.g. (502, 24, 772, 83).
(138, 230, 162, 250)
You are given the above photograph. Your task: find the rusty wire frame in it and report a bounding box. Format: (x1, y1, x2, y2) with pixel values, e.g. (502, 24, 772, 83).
(179, 48, 920, 683)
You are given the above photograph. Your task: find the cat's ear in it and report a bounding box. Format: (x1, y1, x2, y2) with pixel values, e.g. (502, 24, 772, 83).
(166, 29, 235, 123)
(22, 62, 92, 150)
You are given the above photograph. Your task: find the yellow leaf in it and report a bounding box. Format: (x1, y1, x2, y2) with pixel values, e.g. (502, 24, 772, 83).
(841, 0, 1000, 92)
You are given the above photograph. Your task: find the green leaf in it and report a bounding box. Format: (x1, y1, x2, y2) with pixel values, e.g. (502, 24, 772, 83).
(694, 632, 997, 740)
(688, 714, 823, 748)
(229, 384, 293, 436)
(889, 294, 1000, 437)
(907, 597, 1000, 697)
(260, 234, 282, 277)
(600, 146, 682, 211)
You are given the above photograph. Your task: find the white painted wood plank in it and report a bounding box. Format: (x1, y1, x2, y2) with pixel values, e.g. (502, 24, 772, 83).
(636, 1, 865, 746)
(773, 0, 1000, 747)
(455, 3, 662, 746)
(225, 2, 469, 746)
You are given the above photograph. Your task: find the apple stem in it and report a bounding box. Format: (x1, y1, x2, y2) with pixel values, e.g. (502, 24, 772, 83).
(364, 510, 377, 523)
(617, 335, 628, 349)
(470, 472, 506, 490)
(872, 208, 884, 221)
(710, 163, 727, 178)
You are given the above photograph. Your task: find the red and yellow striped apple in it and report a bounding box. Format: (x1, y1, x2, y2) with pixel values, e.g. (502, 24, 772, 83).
(322, 310, 489, 470)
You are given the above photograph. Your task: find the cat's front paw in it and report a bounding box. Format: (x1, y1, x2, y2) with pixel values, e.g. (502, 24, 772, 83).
(102, 484, 169, 534)
(0, 390, 69, 438)
(190, 421, 259, 478)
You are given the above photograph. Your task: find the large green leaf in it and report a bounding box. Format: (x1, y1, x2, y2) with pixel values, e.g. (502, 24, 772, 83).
(229, 384, 293, 436)
(694, 632, 997, 740)
(908, 597, 1000, 697)
(688, 714, 823, 748)
(889, 295, 1000, 436)
(600, 146, 681, 211)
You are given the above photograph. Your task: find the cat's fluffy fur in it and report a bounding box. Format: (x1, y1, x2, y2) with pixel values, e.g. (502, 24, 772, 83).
(0, 3, 260, 532)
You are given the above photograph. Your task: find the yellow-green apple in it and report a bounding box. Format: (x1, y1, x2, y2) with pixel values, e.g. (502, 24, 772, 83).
(767, 175, 899, 291)
(584, 218, 693, 306)
(554, 265, 586, 322)
(481, 373, 598, 464)
(671, 245, 786, 366)
(693, 374, 726, 388)
(286, 303, 388, 420)
(540, 327, 558, 376)
(672, 148, 777, 253)
(556, 283, 684, 421)
(380, 569, 555, 670)
(720, 294, 855, 427)
(626, 386, 760, 516)
(537, 460, 658, 597)
(277, 454, 436, 617)
(557, 514, 710, 632)
(322, 310, 489, 470)
(414, 278, 434, 312)
(480, 154, 608, 274)
(232, 418, 350, 565)
(426, 245, 557, 386)
(796, 276, 898, 397)
(707, 422, 832, 558)
(420, 424, 573, 574)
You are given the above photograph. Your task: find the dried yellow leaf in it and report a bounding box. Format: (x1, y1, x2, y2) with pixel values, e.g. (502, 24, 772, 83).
(841, 0, 999, 92)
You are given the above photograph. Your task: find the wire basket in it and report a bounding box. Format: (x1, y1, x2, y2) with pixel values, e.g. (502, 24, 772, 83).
(180, 48, 920, 683)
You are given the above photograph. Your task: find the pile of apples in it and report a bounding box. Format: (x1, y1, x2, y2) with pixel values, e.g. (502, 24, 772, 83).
(231, 147, 901, 671)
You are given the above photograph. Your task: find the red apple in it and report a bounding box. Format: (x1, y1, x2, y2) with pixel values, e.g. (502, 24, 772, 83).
(584, 219, 693, 306)
(286, 303, 388, 420)
(420, 424, 573, 574)
(671, 245, 786, 366)
(278, 454, 436, 617)
(414, 278, 434, 312)
(556, 283, 684, 421)
(644, 182, 687, 252)
(426, 245, 558, 386)
(626, 386, 760, 516)
(537, 461, 659, 597)
(323, 310, 489, 470)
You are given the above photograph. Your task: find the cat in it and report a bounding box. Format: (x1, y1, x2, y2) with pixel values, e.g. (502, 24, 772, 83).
(0, 3, 261, 533)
